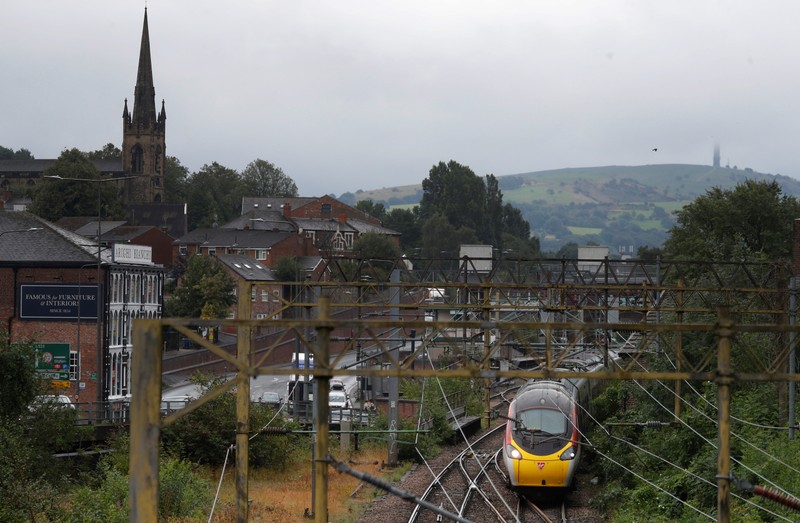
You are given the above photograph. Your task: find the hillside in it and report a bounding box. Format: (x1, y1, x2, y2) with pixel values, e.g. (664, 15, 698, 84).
(340, 164, 800, 253)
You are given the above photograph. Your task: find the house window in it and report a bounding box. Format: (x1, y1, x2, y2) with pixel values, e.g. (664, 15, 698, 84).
(261, 290, 269, 301)
(208, 248, 216, 256)
(255, 249, 267, 260)
(251, 287, 256, 301)
(332, 234, 346, 251)
(306, 231, 316, 243)
(345, 232, 354, 248)
(70, 351, 79, 381)
(321, 203, 331, 216)
(179, 245, 187, 255)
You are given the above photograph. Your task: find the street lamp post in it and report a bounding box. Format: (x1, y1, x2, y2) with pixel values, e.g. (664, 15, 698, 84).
(0, 227, 43, 239)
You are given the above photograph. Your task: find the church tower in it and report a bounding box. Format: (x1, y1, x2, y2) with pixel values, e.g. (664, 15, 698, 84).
(122, 8, 165, 203)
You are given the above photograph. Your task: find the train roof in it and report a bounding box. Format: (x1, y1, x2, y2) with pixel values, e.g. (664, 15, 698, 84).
(514, 380, 574, 413)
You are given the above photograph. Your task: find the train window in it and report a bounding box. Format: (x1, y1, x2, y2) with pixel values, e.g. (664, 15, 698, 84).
(518, 408, 567, 435)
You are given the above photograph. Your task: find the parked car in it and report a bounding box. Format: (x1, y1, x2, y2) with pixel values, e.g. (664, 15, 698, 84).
(30, 394, 75, 411)
(260, 391, 283, 408)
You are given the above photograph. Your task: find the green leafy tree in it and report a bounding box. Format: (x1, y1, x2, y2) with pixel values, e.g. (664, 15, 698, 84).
(165, 255, 236, 318)
(0, 335, 81, 522)
(272, 256, 302, 281)
(384, 207, 421, 251)
(0, 336, 40, 419)
(241, 158, 298, 197)
(28, 148, 126, 222)
(355, 199, 387, 222)
(85, 143, 121, 160)
(163, 155, 189, 204)
(664, 179, 800, 261)
(420, 213, 478, 260)
(0, 145, 34, 160)
(186, 162, 246, 229)
(161, 374, 299, 468)
(353, 232, 401, 261)
(419, 160, 486, 236)
(485, 174, 504, 247)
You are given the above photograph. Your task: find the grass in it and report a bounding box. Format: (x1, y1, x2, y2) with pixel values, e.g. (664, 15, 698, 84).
(203, 445, 408, 522)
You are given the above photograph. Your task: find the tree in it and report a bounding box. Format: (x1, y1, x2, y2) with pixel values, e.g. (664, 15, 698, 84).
(419, 160, 486, 235)
(353, 232, 401, 261)
(0, 334, 81, 522)
(0, 336, 40, 419)
(485, 174, 504, 247)
(355, 199, 387, 222)
(85, 143, 121, 160)
(163, 156, 189, 204)
(241, 159, 298, 197)
(420, 213, 478, 259)
(185, 162, 245, 229)
(28, 148, 125, 222)
(0, 145, 34, 160)
(664, 179, 800, 261)
(272, 256, 302, 281)
(502, 203, 531, 241)
(384, 207, 421, 251)
(165, 255, 236, 318)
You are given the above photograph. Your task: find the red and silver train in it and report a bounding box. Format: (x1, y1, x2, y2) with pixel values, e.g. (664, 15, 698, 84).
(503, 351, 618, 490)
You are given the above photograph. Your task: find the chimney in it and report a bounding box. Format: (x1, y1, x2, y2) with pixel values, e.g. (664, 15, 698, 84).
(338, 213, 347, 224)
(283, 203, 292, 217)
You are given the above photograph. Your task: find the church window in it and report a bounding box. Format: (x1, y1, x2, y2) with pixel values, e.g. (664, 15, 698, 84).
(131, 144, 144, 173)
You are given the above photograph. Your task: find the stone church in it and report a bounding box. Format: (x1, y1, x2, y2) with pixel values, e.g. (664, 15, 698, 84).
(0, 8, 166, 206)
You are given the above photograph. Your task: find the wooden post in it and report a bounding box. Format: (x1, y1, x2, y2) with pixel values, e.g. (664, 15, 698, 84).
(129, 319, 162, 522)
(236, 281, 252, 523)
(716, 308, 733, 523)
(314, 296, 332, 523)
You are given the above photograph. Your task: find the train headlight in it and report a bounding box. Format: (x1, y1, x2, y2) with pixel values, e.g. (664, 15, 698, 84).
(506, 444, 522, 460)
(559, 445, 577, 461)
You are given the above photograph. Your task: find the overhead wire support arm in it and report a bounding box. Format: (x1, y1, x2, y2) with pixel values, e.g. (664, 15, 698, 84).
(327, 456, 473, 523)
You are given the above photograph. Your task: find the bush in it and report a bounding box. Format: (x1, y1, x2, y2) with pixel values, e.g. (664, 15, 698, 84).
(162, 373, 302, 469)
(62, 437, 212, 522)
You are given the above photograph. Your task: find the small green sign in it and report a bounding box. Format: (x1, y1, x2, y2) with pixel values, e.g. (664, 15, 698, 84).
(33, 342, 70, 380)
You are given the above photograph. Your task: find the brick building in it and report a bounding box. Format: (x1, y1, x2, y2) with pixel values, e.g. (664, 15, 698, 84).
(0, 211, 164, 413)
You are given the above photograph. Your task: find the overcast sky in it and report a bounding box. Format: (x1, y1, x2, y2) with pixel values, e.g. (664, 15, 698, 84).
(3, 2, 799, 195)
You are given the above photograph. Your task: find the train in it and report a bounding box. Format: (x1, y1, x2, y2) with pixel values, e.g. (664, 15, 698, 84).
(502, 350, 619, 491)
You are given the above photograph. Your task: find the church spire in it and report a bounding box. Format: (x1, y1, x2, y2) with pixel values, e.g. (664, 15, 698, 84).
(132, 8, 157, 128)
(121, 7, 166, 204)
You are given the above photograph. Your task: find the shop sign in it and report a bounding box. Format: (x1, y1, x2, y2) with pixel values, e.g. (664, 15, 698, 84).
(20, 284, 98, 320)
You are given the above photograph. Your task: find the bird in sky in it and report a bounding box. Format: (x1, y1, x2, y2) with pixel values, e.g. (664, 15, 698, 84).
(652, 147, 658, 152)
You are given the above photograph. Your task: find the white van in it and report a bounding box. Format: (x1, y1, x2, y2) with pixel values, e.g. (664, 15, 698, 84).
(328, 390, 350, 409)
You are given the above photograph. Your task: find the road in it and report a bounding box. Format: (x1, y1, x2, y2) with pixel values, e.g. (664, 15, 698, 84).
(161, 348, 362, 405)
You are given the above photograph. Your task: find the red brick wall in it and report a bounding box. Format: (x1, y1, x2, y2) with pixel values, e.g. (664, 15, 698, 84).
(291, 195, 381, 225)
(1, 266, 106, 404)
(131, 228, 175, 268)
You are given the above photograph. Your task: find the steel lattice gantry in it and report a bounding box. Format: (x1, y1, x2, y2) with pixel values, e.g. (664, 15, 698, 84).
(129, 257, 800, 523)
